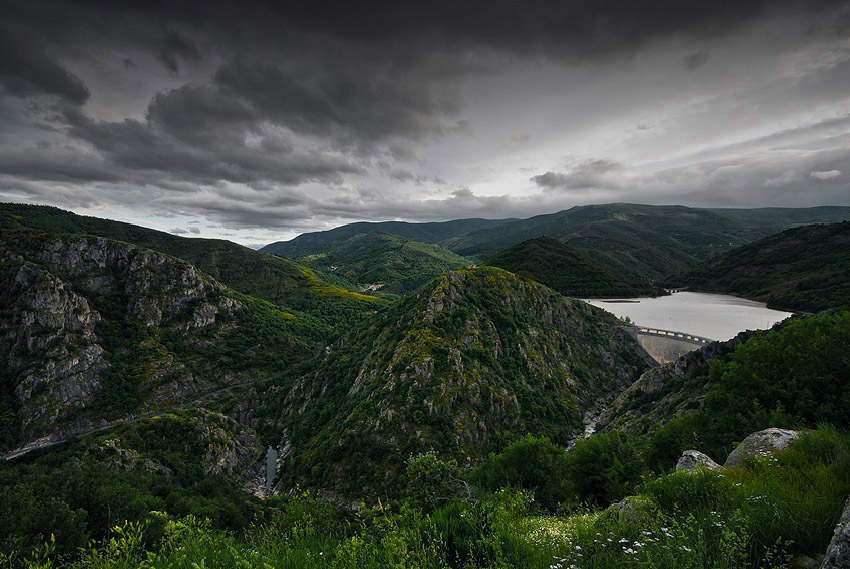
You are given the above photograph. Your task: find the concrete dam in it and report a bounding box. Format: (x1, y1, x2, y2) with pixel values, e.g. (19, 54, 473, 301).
(626, 325, 714, 364)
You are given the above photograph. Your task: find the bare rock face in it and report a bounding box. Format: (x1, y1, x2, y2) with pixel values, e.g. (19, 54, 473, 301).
(195, 410, 264, 494)
(821, 498, 850, 569)
(0, 253, 107, 442)
(676, 450, 723, 473)
(0, 235, 242, 449)
(723, 428, 800, 468)
(32, 236, 228, 328)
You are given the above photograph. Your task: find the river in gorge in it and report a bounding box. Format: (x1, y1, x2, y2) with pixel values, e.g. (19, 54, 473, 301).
(584, 291, 794, 341)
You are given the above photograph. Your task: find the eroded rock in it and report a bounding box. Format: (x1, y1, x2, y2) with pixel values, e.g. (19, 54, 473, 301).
(821, 498, 850, 569)
(723, 428, 799, 468)
(676, 450, 722, 472)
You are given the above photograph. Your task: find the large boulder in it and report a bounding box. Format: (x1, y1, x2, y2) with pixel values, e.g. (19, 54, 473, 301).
(723, 428, 800, 468)
(821, 498, 850, 569)
(676, 450, 722, 473)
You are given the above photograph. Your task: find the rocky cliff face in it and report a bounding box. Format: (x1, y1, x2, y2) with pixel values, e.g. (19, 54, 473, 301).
(1, 250, 107, 443)
(597, 330, 755, 435)
(0, 234, 241, 450)
(273, 267, 652, 501)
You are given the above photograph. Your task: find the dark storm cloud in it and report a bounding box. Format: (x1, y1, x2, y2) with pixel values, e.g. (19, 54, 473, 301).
(1, 0, 850, 237)
(211, 53, 459, 147)
(275, 0, 849, 57)
(0, 23, 89, 104)
(158, 30, 201, 73)
(62, 106, 365, 187)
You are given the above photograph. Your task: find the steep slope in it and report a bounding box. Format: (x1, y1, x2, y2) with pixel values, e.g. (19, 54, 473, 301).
(298, 232, 469, 294)
(0, 408, 271, 555)
(598, 310, 850, 467)
(483, 237, 660, 297)
(439, 203, 850, 281)
(261, 217, 515, 257)
(673, 221, 850, 312)
(0, 203, 378, 324)
(0, 232, 323, 452)
(266, 267, 652, 501)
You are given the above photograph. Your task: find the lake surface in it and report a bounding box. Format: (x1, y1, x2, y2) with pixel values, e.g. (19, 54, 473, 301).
(584, 292, 794, 341)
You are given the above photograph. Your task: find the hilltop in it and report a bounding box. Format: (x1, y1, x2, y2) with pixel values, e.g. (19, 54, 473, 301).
(483, 236, 660, 297)
(0, 231, 324, 453)
(261, 217, 514, 257)
(0, 203, 379, 327)
(293, 232, 469, 295)
(268, 267, 652, 500)
(673, 221, 850, 312)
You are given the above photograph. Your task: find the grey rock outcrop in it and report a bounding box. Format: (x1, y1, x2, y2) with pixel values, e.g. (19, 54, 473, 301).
(676, 450, 722, 472)
(724, 428, 799, 468)
(821, 498, 850, 569)
(1, 253, 107, 442)
(0, 234, 243, 449)
(597, 330, 755, 434)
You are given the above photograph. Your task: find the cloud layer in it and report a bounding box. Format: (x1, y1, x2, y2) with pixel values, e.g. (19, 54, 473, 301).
(0, 0, 849, 241)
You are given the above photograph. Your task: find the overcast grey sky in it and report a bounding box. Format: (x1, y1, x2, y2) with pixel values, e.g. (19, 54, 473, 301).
(1, 0, 849, 244)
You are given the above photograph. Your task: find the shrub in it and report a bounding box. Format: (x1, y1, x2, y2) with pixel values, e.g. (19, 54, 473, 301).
(470, 435, 570, 512)
(566, 432, 643, 507)
(406, 451, 470, 514)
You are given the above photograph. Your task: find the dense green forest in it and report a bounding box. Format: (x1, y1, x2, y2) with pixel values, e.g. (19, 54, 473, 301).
(292, 232, 469, 295)
(483, 237, 661, 297)
(673, 221, 850, 312)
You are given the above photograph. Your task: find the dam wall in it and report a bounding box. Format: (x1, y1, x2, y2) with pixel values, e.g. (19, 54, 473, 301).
(624, 326, 713, 365)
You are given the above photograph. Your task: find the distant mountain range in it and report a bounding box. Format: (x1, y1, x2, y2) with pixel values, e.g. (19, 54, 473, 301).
(264, 203, 850, 283)
(295, 231, 469, 295)
(482, 236, 661, 298)
(261, 217, 516, 257)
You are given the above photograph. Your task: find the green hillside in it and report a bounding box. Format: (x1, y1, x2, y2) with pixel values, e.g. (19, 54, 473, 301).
(268, 266, 651, 500)
(673, 221, 850, 312)
(439, 203, 850, 281)
(483, 236, 661, 297)
(261, 217, 514, 257)
(0, 203, 379, 327)
(0, 232, 326, 452)
(297, 232, 469, 295)
(599, 310, 850, 469)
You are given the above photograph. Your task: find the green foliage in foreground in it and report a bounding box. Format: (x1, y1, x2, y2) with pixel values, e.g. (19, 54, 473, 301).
(7, 427, 848, 569)
(641, 310, 850, 469)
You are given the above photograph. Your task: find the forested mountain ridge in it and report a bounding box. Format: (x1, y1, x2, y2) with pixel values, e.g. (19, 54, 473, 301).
(267, 266, 653, 501)
(672, 221, 850, 312)
(437, 203, 850, 280)
(261, 217, 515, 257)
(292, 231, 469, 295)
(483, 236, 661, 297)
(0, 203, 379, 327)
(265, 203, 850, 284)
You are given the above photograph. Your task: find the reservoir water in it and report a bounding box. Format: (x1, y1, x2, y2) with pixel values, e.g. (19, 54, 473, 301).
(585, 292, 794, 341)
